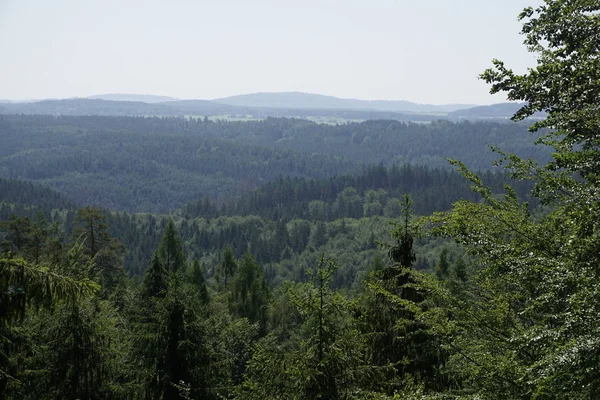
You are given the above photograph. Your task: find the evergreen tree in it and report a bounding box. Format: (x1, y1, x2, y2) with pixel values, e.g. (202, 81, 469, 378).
(0, 249, 98, 397)
(143, 253, 168, 300)
(229, 252, 269, 336)
(190, 259, 209, 305)
(216, 247, 237, 287)
(434, 247, 450, 280)
(72, 207, 126, 295)
(132, 222, 213, 400)
(157, 220, 185, 273)
(361, 195, 448, 392)
(45, 299, 115, 400)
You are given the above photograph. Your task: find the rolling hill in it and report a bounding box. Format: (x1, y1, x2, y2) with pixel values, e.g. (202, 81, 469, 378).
(213, 91, 476, 113)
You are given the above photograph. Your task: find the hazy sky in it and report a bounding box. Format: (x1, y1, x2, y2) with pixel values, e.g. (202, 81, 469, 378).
(0, 0, 542, 104)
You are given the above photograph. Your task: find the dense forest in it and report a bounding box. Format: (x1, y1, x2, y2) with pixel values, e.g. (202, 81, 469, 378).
(0, 115, 549, 212)
(2, 1, 600, 399)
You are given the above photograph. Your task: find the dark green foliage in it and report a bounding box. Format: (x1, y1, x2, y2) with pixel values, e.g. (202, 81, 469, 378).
(143, 253, 168, 299)
(434, 247, 450, 280)
(190, 259, 209, 305)
(0, 177, 76, 214)
(388, 195, 417, 268)
(360, 196, 449, 393)
(157, 220, 185, 273)
(0, 116, 359, 213)
(229, 252, 269, 336)
(132, 223, 214, 400)
(73, 207, 126, 295)
(0, 221, 99, 398)
(186, 162, 536, 221)
(0, 115, 549, 213)
(45, 299, 113, 400)
(216, 247, 237, 287)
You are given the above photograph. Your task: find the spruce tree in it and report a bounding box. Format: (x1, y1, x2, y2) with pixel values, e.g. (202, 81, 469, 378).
(157, 220, 185, 273)
(229, 252, 269, 336)
(190, 259, 209, 305)
(216, 247, 237, 287)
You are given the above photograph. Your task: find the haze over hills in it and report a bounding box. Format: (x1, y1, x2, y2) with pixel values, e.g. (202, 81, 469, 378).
(2, 91, 478, 113)
(450, 102, 526, 118)
(0, 98, 183, 117)
(0, 91, 531, 120)
(213, 91, 477, 113)
(87, 93, 179, 103)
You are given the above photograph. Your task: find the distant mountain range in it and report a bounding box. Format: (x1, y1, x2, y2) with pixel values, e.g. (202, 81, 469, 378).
(0, 91, 534, 121)
(213, 91, 476, 113)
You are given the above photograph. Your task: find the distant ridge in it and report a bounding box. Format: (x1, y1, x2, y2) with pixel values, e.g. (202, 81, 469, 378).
(213, 91, 477, 113)
(2, 93, 539, 121)
(2, 92, 480, 114)
(449, 102, 546, 119)
(88, 93, 179, 103)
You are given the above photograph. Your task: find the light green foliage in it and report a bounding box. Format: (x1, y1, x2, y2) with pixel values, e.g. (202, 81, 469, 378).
(417, 2, 600, 397)
(481, 0, 600, 181)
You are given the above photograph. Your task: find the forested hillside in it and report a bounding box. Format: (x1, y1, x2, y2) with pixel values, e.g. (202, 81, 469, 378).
(0, 115, 549, 212)
(184, 163, 534, 221)
(2, 163, 518, 278)
(0, 177, 76, 212)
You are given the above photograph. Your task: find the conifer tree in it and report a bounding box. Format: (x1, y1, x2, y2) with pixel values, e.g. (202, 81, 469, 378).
(157, 220, 185, 273)
(72, 207, 125, 295)
(190, 259, 209, 305)
(229, 252, 269, 336)
(216, 247, 237, 287)
(143, 253, 168, 300)
(361, 195, 448, 392)
(434, 247, 450, 280)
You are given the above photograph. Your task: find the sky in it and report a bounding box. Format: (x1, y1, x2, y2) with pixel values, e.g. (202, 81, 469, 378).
(0, 0, 542, 104)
